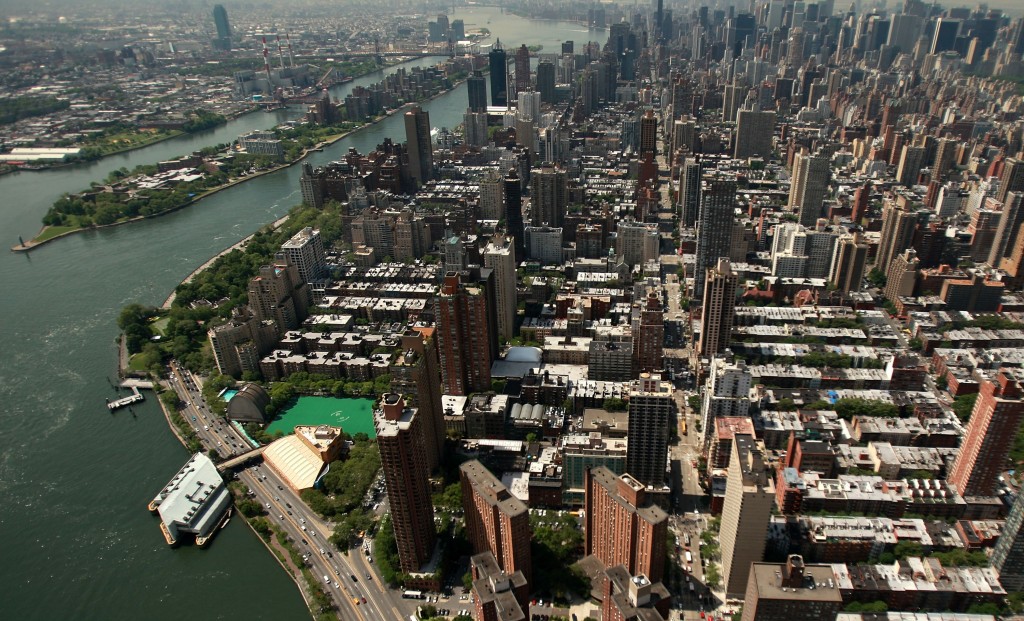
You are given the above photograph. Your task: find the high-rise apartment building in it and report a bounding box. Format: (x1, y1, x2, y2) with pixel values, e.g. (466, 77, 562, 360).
(720, 434, 775, 597)
(405, 106, 433, 188)
(701, 357, 751, 442)
(734, 107, 776, 159)
(470, 552, 529, 621)
(896, 145, 925, 186)
(389, 328, 445, 471)
(998, 158, 1024, 205)
(530, 165, 568, 228)
(741, 555, 843, 621)
(633, 291, 665, 375)
(640, 110, 658, 156)
(694, 178, 736, 299)
(479, 170, 504, 220)
(601, 566, 672, 621)
(464, 111, 489, 148)
(280, 227, 327, 285)
(460, 460, 532, 584)
(625, 374, 673, 488)
(584, 466, 668, 583)
(483, 236, 517, 341)
(875, 201, 917, 274)
(948, 370, 1024, 497)
(698, 258, 738, 359)
(788, 153, 830, 227)
(616, 220, 660, 267)
(992, 488, 1024, 591)
(467, 70, 487, 112)
(435, 272, 494, 396)
(247, 254, 311, 333)
(375, 394, 436, 573)
(489, 42, 508, 107)
(830, 233, 869, 294)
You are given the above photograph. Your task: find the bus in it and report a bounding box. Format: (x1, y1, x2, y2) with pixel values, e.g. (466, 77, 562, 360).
(402, 590, 425, 600)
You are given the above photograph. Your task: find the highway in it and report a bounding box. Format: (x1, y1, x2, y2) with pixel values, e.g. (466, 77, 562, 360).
(163, 363, 414, 619)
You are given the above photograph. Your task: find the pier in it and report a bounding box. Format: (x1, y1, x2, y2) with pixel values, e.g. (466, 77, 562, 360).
(106, 379, 154, 411)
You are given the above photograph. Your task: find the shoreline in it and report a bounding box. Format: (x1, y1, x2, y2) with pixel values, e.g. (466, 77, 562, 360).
(13, 75, 465, 254)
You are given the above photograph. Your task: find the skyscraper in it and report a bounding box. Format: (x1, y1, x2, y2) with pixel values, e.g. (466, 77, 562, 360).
(788, 153, 830, 227)
(248, 254, 311, 332)
(584, 466, 668, 583)
(536, 60, 555, 104)
(720, 434, 775, 598)
(679, 159, 702, 227)
(734, 107, 776, 159)
(489, 42, 508, 108)
(404, 105, 433, 188)
(375, 394, 436, 573)
(625, 374, 673, 488)
(212, 4, 231, 50)
(467, 71, 488, 112)
(514, 44, 531, 94)
(460, 460, 532, 584)
(530, 165, 568, 228)
(505, 169, 526, 259)
(639, 110, 658, 156)
(947, 370, 1024, 497)
(483, 236, 517, 342)
(698, 259, 738, 359)
(694, 178, 736, 299)
(992, 489, 1024, 591)
(435, 272, 494, 396)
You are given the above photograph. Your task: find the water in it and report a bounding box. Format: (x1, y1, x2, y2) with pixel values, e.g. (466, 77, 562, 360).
(0, 8, 597, 619)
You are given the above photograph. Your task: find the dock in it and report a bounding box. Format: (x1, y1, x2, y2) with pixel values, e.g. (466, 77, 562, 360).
(106, 378, 154, 411)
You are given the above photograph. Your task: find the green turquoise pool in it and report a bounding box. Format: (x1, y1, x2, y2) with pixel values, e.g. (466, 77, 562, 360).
(222, 389, 239, 401)
(266, 396, 376, 437)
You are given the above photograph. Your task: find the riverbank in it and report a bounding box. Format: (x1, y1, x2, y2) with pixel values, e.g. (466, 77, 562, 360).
(11, 88, 449, 254)
(162, 212, 292, 309)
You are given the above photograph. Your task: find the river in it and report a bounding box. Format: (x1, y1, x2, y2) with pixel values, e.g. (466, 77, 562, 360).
(0, 7, 600, 619)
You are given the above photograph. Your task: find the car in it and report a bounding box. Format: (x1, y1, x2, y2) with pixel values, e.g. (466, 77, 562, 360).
(301, 539, 308, 545)
(192, 416, 197, 421)
(278, 485, 284, 490)
(361, 597, 366, 604)
(287, 510, 292, 515)
(279, 514, 284, 520)
(350, 574, 358, 582)
(352, 597, 359, 605)
(320, 548, 325, 554)
(366, 574, 371, 581)
(265, 503, 271, 509)
(327, 552, 332, 558)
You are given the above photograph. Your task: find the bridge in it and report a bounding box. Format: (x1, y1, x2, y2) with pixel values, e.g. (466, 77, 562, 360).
(216, 446, 267, 472)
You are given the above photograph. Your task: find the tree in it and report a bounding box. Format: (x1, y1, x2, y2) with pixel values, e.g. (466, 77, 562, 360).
(833, 397, 899, 420)
(705, 562, 721, 588)
(952, 393, 978, 423)
(893, 540, 922, 559)
(602, 398, 627, 412)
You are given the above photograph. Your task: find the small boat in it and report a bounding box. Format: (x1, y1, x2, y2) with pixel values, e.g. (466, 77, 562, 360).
(220, 508, 233, 529)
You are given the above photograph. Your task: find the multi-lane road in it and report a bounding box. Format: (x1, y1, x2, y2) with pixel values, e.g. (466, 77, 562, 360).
(163, 363, 416, 620)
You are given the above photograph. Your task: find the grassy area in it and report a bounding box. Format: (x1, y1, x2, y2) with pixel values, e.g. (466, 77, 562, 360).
(150, 316, 170, 336)
(86, 129, 183, 155)
(31, 225, 78, 243)
(127, 354, 151, 372)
